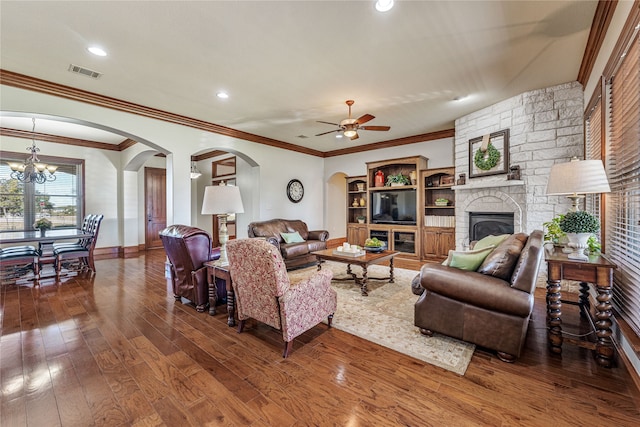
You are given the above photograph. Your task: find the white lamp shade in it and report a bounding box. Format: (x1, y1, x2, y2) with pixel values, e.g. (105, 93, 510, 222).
(546, 158, 611, 195)
(201, 185, 245, 215)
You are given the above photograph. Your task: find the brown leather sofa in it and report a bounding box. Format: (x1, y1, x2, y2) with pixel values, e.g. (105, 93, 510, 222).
(160, 225, 221, 313)
(247, 219, 329, 269)
(413, 230, 544, 362)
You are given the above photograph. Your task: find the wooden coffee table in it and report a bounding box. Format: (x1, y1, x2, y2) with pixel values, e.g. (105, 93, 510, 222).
(312, 248, 399, 296)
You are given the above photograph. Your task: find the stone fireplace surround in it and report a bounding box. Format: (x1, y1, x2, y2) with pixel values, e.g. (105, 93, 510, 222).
(454, 181, 525, 247)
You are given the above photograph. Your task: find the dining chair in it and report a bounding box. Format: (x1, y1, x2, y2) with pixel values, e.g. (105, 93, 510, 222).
(52, 214, 95, 251)
(1, 246, 40, 283)
(53, 214, 104, 278)
(226, 238, 337, 358)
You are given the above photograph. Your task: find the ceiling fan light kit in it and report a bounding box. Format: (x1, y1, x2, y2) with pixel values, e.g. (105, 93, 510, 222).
(316, 100, 390, 141)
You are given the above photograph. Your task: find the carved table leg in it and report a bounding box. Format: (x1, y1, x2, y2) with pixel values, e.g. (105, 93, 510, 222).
(546, 277, 563, 354)
(227, 288, 236, 327)
(360, 267, 369, 296)
(578, 281, 590, 318)
(595, 282, 614, 367)
(209, 278, 217, 316)
(389, 257, 395, 283)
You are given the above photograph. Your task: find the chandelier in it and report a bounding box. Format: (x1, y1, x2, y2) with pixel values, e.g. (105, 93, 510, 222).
(7, 118, 57, 184)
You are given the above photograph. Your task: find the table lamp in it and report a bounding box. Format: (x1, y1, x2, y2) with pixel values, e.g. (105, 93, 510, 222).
(546, 157, 611, 211)
(201, 182, 244, 266)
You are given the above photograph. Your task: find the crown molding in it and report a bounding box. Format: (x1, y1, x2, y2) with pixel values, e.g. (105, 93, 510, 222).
(577, 0, 618, 86)
(0, 70, 326, 157)
(323, 129, 455, 158)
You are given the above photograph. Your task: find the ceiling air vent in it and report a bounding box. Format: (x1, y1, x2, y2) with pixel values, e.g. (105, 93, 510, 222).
(297, 135, 309, 139)
(68, 64, 102, 79)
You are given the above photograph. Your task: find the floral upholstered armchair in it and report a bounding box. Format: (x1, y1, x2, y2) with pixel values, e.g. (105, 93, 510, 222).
(226, 238, 337, 358)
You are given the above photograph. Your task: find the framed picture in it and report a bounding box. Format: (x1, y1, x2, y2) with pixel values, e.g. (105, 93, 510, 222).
(439, 175, 455, 186)
(469, 129, 510, 178)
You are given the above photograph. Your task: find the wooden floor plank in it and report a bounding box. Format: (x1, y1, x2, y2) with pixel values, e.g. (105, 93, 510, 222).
(1, 250, 639, 426)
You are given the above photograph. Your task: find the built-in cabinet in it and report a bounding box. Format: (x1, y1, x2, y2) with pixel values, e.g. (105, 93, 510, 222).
(422, 167, 456, 261)
(345, 159, 456, 263)
(346, 176, 368, 246)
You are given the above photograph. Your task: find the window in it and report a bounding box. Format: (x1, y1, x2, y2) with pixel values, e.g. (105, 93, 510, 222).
(0, 151, 84, 231)
(604, 21, 640, 337)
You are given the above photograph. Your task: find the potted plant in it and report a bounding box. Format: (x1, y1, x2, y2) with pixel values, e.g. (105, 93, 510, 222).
(559, 210, 600, 261)
(34, 217, 53, 236)
(356, 215, 366, 224)
(386, 173, 411, 186)
(543, 213, 566, 245)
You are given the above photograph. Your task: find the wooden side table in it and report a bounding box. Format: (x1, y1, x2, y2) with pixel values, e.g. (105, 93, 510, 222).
(204, 261, 235, 326)
(545, 249, 617, 367)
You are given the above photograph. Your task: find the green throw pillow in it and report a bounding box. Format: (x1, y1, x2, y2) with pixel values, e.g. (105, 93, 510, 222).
(474, 234, 510, 250)
(280, 231, 305, 244)
(448, 246, 495, 271)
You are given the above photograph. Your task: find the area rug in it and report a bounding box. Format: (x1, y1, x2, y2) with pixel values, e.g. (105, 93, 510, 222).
(288, 262, 475, 375)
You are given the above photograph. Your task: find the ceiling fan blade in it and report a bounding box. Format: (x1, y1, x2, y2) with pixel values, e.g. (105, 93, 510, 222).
(360, 125, 391, 131)
(350, 132, 359, 141)
(317, 120, 340, 126)
(355, 114, 375, 125)
(315, 129, 340, 136)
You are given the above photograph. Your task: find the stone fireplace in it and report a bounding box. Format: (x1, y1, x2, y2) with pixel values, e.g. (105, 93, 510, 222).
(452, 81, 585, 252)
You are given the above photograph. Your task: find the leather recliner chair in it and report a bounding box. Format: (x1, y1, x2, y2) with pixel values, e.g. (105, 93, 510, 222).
(160, 225, 221, 313)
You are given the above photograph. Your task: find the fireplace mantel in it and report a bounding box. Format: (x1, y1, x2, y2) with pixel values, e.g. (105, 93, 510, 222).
(453, 180, 524, 191)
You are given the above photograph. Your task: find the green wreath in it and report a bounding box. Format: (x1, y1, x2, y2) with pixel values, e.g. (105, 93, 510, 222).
(474, 143, 501, 171)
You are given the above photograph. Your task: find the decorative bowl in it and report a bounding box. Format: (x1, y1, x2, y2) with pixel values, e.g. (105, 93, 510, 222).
(363, 244, 386, 253)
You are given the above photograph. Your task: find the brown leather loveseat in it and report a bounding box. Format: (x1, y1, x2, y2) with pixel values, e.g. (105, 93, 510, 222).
(413, 230, 544, 362)
(247, 219, 329, 269)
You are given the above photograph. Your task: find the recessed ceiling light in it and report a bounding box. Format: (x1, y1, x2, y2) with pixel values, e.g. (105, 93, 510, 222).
(453, 95, 469, 102)
(87, 46, 107, 57)
(375, 0, 394, 12)
(216, 92, 229, 99)
(335, 133, 343, 139)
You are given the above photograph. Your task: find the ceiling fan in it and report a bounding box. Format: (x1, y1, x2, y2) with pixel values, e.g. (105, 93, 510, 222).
(315, 100, 390, 140)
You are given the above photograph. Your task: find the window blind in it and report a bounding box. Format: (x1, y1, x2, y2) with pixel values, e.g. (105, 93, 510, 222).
(585, 99, 602, 220)
(606, 29, 640, 336)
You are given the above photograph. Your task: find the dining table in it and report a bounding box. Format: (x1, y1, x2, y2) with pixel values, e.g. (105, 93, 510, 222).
(0, 228, 93, 245)
(1, 228, 94, 266)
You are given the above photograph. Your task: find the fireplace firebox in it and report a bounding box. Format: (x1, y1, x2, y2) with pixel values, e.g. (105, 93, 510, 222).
(469, 212, 514, 242)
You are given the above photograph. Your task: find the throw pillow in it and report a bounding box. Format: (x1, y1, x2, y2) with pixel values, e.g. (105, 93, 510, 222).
(280, 231, 305, 244)
(474, 234, 510, 250)
(446, 246, 496, 271)
(477, 233, 528, 280)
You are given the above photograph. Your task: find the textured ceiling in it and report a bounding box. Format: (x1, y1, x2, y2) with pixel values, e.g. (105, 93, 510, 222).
(0, 1, 598, 152)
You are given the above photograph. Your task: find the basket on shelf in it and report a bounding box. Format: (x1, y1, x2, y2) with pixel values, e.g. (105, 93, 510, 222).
(434, 198, 450, 206)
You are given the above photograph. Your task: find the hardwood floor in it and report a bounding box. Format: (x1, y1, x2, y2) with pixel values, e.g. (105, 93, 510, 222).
(2, 250, 639, 426)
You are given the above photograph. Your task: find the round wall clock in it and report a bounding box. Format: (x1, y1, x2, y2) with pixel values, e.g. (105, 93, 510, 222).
(286, 179, 304, 203)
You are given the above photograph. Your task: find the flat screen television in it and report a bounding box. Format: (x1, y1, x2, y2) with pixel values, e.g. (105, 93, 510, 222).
(370, 188, 417, 225)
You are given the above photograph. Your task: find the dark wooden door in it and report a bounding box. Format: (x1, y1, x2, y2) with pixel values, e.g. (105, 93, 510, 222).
(145, 167, 166, 249)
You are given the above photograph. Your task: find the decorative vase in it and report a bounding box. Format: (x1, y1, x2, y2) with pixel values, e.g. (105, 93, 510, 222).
(356, 183, 365, 192)
(39, 228, 48, 237)
(375, 170, 385, 187)
(409, 170, 417, 185)
(565, 232, 591, 261)
(357, 219, 365, 224)
(359, 198, 366, 207)
(352, 199, 359, 207)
